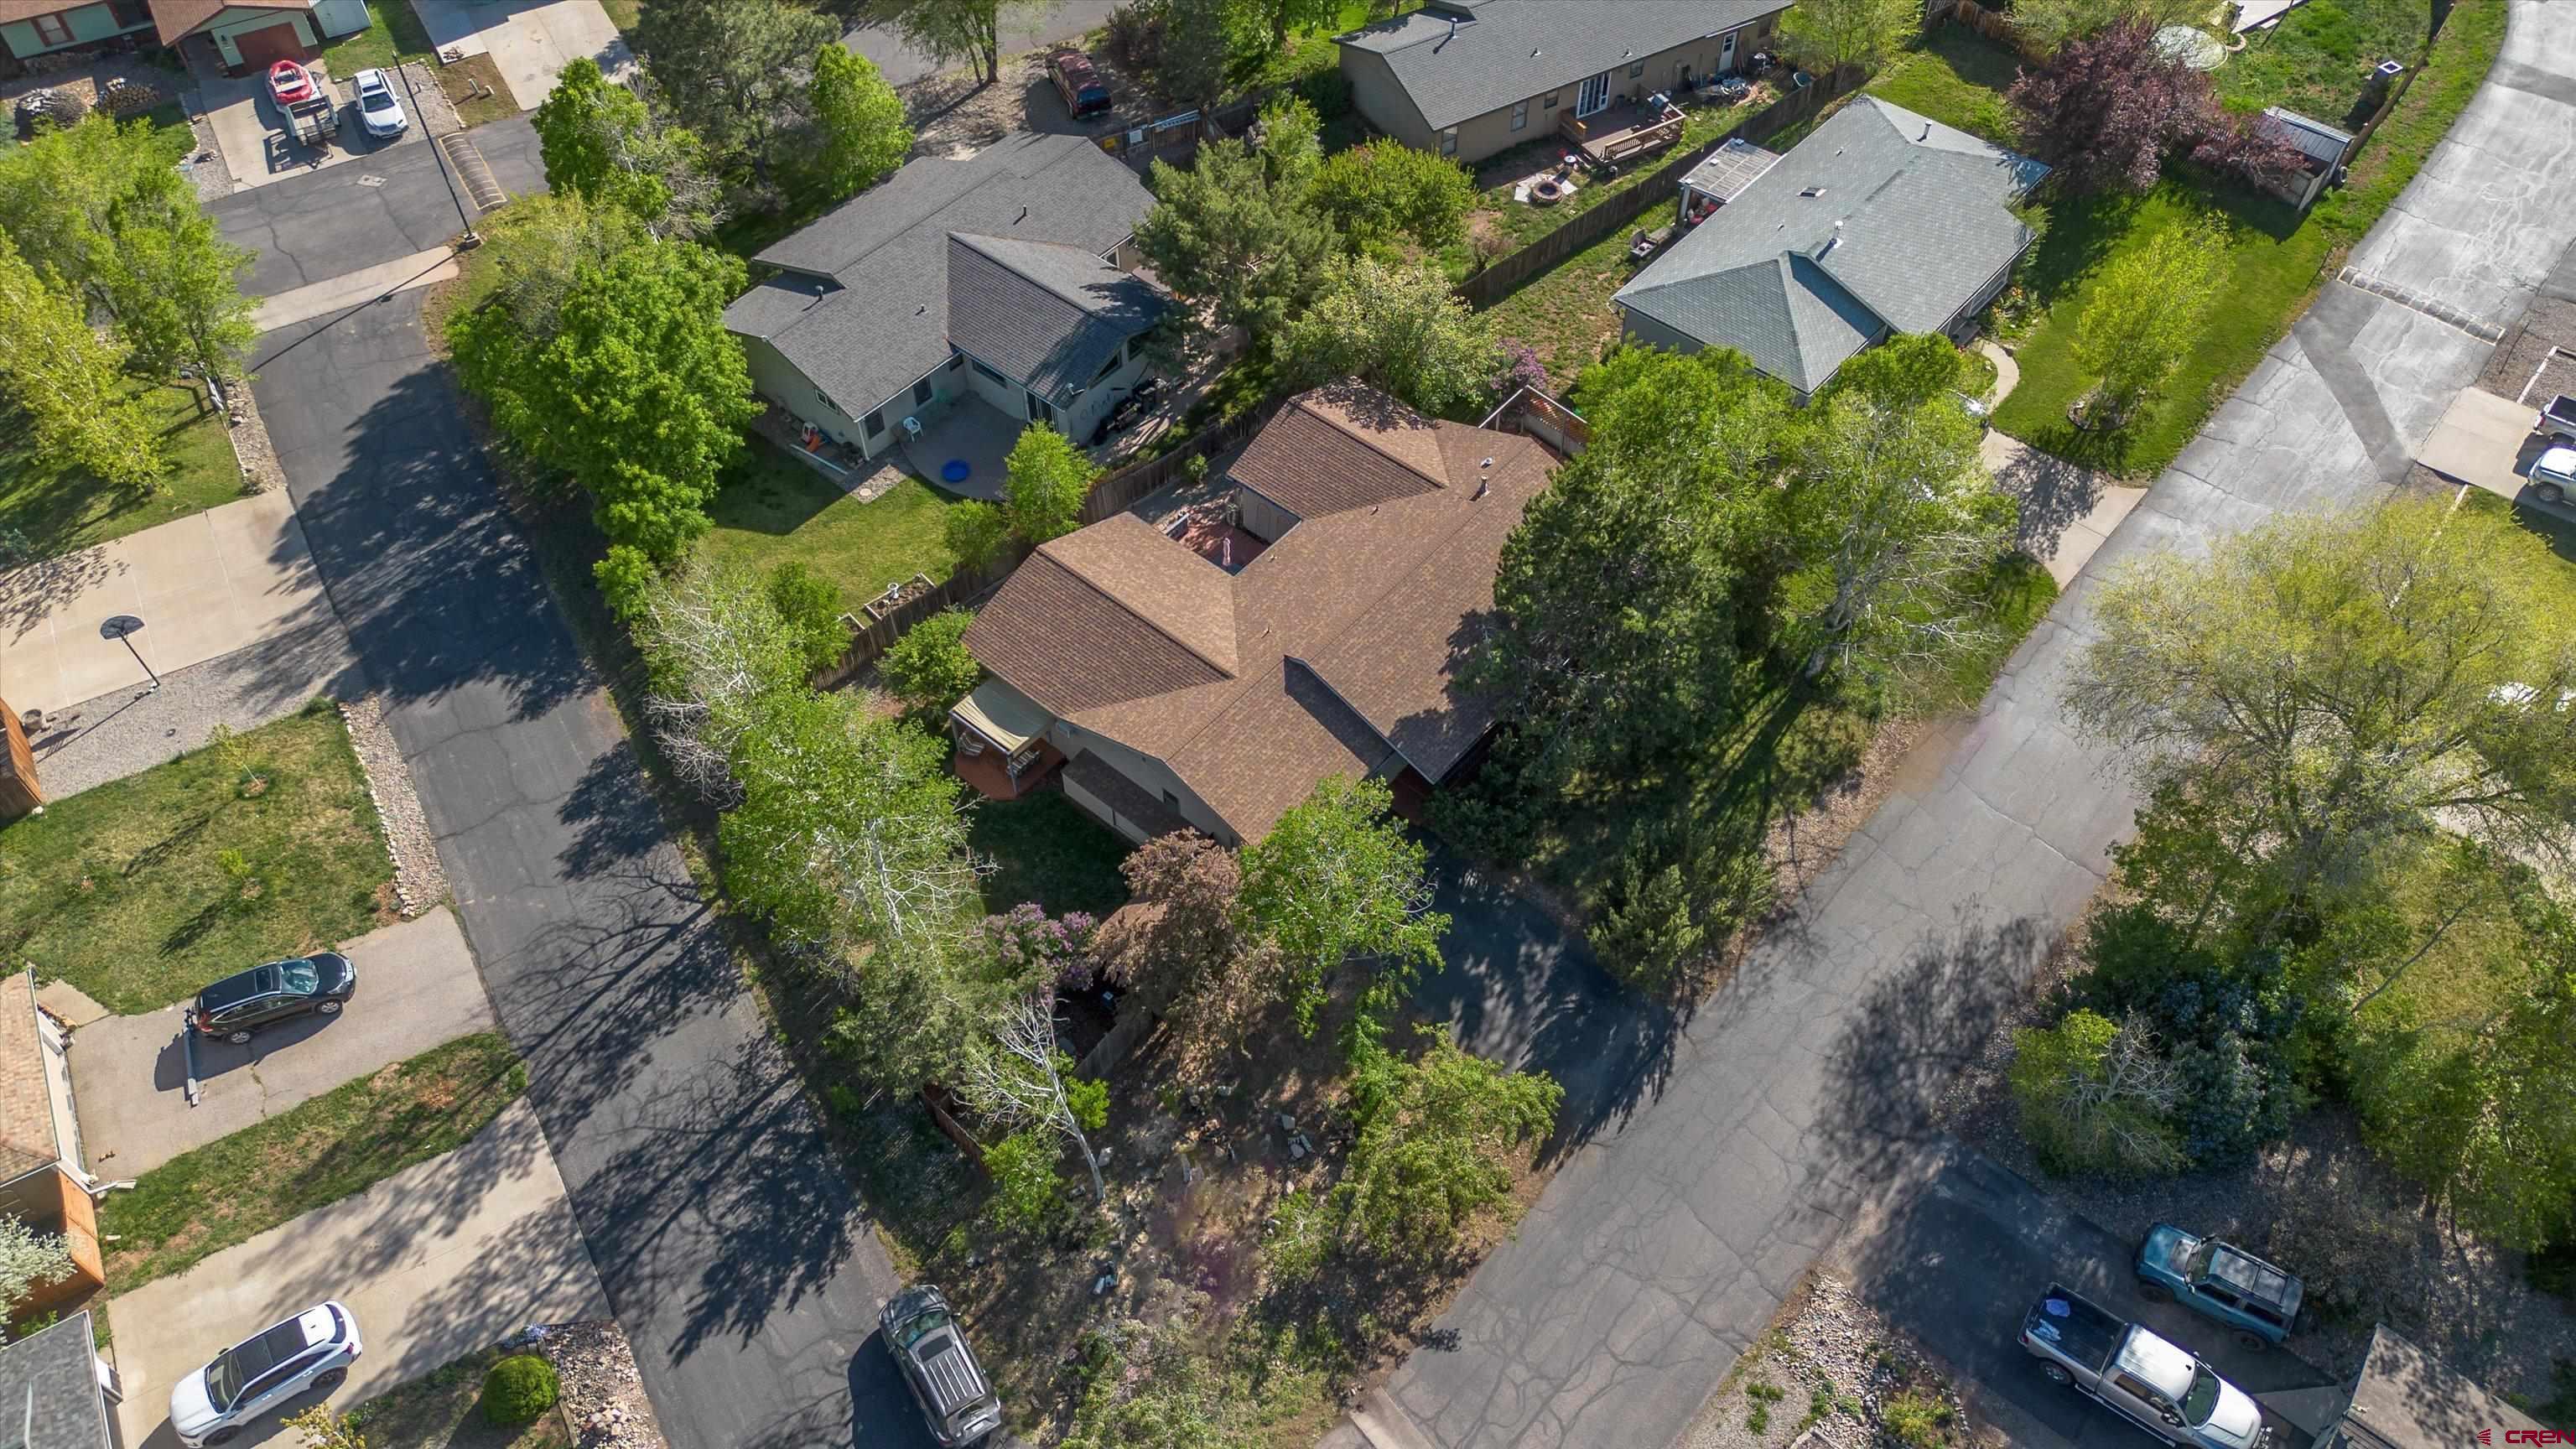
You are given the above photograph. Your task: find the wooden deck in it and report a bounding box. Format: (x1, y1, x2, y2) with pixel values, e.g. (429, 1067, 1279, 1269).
(1559, 98, 1686, 166)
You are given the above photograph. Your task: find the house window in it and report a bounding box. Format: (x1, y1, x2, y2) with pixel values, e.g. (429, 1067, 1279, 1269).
(1509, 100, 1529, 132)
(948, 353, 965, 371)
(1092, 347, 1124, 384)
(864, 408, 886, 437)
(971, 357, 1006, 385)
(30, 10, 73, 44)
(913, 376, 934, 405)
(1440, 127, 1458, 156)
(1628, 60, 1645, 78)
(107, 0, 149, 28)
(1543, 90, 1558, 109)
(1027, 391, 1055, 424)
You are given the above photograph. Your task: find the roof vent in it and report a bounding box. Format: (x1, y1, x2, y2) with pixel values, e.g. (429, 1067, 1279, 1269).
(1816, 219, 1843, 258)
(1473, 476, 1490, 500)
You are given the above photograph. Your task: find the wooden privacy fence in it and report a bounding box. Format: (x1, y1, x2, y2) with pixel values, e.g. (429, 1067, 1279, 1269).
(1078, 394, 1286, 525)
(1454, 64, 1869, 310)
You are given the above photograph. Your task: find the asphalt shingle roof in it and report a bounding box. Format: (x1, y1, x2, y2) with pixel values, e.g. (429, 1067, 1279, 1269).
(1337, 0, 1789, 132)
(946, 235, 1166, 406)
(0, 1312, 112, 1449)
(1616, 97, 2047, 393)
(720, 133, 1153, 423)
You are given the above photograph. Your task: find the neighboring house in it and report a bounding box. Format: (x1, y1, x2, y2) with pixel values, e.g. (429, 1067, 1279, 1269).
(953, 382, 1557, 847)
(0, 0, 366, 68)
(1335, 0, 1790, 166)
(0, 972, 106, 1319)
(2260, 1326, 2541, 1449)
(1614, 96, 2048, 400)
(0, 1311, 119, 1449)
(723, 132, 1165, 470)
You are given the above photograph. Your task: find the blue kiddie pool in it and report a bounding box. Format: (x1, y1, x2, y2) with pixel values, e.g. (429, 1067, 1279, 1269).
(942, 460, 971, 485)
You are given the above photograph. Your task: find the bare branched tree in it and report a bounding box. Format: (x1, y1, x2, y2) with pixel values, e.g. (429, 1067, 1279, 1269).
(632, 564, 807, 805)
(958, 994, 1104, 1202)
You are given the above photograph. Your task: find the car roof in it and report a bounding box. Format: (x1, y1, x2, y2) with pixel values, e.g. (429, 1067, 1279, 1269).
(2206, 1243, 2298, 1310)
(199, 964, 279, 1010)
(222, 1308, 335, 1379)
(911, 1323, 989, 1412)
(1053, 51, 1096, 75)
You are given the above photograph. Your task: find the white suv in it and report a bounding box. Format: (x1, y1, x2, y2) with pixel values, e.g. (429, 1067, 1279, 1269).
(169, 1301, 361, 1446)
(352, 68, 407, 138)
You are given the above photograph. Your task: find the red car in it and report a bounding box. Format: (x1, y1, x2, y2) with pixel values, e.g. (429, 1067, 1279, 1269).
(267, 59, 316, 106)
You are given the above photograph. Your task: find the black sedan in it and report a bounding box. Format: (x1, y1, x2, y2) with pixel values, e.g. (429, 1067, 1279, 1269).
(190, 953, 356, 1043)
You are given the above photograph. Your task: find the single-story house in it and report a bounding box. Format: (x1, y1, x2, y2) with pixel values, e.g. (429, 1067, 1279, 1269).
(1335, 0, 1792, 167)
(1, 0, 366, 69)
(722, 132, 1166, 474)
(1614, 96, 2049, 400)
(953, 381, 1557, 846)
(0, 971, 106, 1319)
(2258, 1325, 2541, 1449)
(0, 1311, 119, 1449)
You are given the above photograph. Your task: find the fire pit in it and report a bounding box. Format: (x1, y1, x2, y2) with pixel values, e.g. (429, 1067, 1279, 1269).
(1530, 176, 1570, 205)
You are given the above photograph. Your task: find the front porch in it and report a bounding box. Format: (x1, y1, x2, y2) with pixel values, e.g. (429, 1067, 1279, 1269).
(1559, 96, 1686, 169)
(896, 395, 1025, 503)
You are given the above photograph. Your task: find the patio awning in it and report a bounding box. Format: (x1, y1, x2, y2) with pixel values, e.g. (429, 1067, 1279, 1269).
(953, 678, 1052, 755)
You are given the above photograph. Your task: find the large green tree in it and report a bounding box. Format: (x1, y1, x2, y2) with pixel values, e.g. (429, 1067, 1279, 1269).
(467, 191, 652, 340)
(1276, 256, 1498, 418)
(1239, 776, 1447, 1045)
(632, 0, 839, 178)
(1776, 0, 1916, 74)
(1308, 139, 1472, 254)
(1135, 96, 1337, 340)
(799, 44, 911, 211)
(532, 58, 721, 238)
(0, 231, 164, 490)
(1002, 422, 1097, 543)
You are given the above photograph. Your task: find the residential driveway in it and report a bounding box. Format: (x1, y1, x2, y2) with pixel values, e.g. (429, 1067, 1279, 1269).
(2416, 384, 2555, 500)
(199, 61, 431, 194)
(842, 0, 1118, 86)
(106, 1099, 606, 1449)
(71, 907, 496, 1178)
(0, 490, 337, 718)
(412, 0, 630, 110)
(1982, 431, 2147, 588)
(210, 114, 544, 297)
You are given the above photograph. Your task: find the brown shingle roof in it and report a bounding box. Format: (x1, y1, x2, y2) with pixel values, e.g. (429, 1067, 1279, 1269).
(964, 382, 1556, 841)
(149, 0, 309, 44)
(0, 973, 58, 1185)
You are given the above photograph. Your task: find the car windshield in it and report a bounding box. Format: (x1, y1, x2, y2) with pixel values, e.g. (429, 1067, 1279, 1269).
(279, 958, 319, 995)
(2184, 1242, 2215, 1280)
(206, 1351, 245, 1410)
(895, 1307, 952, 1349)
(2182, 1365, 2222, 1426)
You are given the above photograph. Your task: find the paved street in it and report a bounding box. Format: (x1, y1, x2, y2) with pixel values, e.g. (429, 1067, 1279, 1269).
(842, 0, 1119, 85)
(1368, 7, 2576, 1447)
(108, 1101, 605, 1448)
(209, 116, 542, 298)
(73, 907, 496, 1176)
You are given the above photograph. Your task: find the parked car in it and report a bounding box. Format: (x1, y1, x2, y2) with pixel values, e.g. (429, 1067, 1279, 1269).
(2021, 1283, 2269, 1449)
(351, 68, 407, 138)
(2136, 1224, 2302, 1349)
(267, 59, 316, 107)
(881, 1285, 1001, 1446)
(169, 1301, 361, 1446)
(2530, 444, 2576, 503)
(1049, 49, 1113, 118)
(190, 953, 356, 1044)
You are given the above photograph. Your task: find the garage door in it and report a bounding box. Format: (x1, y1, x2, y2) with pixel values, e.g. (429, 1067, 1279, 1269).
(232, 21, 308, 69)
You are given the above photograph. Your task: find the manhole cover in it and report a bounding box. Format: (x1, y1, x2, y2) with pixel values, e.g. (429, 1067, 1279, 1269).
(356, 173, 386, 187)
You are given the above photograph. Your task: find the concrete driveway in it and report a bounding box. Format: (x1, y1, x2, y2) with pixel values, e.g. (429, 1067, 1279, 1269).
(199, 62, 430, 194)
(412, 0, 629, 110)
(106, 1098, 606, 1448)
(0, 489, 336, 718)
(72, 907, 496, 1177)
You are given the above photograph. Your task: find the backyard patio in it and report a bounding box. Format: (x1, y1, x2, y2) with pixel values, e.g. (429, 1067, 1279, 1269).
(896, 396, 1023, 502)
(1558, 95, 1688, 168)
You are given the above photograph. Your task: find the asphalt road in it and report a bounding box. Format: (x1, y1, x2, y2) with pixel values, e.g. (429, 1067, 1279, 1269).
(229, 134, 932, 1448)
(210, 115, 543, 298)
(1368, 7, 2576, 1448)
(841, 0, 1120, 85)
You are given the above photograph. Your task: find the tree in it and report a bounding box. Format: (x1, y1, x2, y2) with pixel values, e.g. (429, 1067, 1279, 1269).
(634, 563, 809, 801)
(766, 560, 848, 676)
(800, 44, 911, 211)
(1780, 335, 2015, 692)
(101, 190, 256, 382)
(1002, 423, 1098, 542)
(865, 0, 1056, 86)
(880, 607, 983, 714)
(0, 232, 163, 489)
(982, 1127, 1069, 1232)
(2006, 19, 2298, 195)
(632, 0, 839, 177)
(1156, 0, 1235, 108)
(2064, 498, 2576, 891)
(1093, 832, 1290, 1070)
(1776, 0, 1916, 74)
(1239, 0, 1339, 53)
(2072, 219, 2226, 423)
(0, 1216, 73, 1313)
(944, 499, 1012, 572)
(450, 237, 759, 571)
(1276, 257, 1498, 418)
(1238, 776, 1447, 1045)
(1134, 98, 1337, 340)
(958, 995, 1110, 1202)
(532, 59, 720, 238)
(473, 191, 652, 339)
(1340, 1029, 1561, 1259)
(2008, 1010, 2184, 1178)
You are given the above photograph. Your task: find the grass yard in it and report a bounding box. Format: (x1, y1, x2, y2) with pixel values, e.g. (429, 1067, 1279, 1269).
(1863, 25, 2021, 143)
(0, 702, 393, 1015)
(600, 0, 641, 32)
(967, 791, 1133, 919)
(101, 1032, 527, 1292)
(1463, 102, 1745, 255)
(2218, 0, 2438, 121)
(697, 439, 966, 615)
(440, 53, 518, 127)
(1480, 224, 1637, 387)
(0, 378, 243, 564)
(317, 0, 438, 75)
(345, 1343, 569, 1448)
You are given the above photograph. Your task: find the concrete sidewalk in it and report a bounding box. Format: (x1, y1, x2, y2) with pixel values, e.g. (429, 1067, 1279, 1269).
(252, 247, 460, 333)
(72, 907, 496, 1177)
(106, 1098, 605, 1449)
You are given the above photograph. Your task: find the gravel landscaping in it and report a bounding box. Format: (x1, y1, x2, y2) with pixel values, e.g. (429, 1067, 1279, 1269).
(1679, 1270, 1987, 1449)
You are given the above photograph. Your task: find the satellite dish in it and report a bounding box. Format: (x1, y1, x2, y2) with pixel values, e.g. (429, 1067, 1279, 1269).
(99, 615, 144, 641)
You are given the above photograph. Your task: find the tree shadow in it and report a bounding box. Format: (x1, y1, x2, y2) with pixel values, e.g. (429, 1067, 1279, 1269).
(1991, 439, 2114, 562)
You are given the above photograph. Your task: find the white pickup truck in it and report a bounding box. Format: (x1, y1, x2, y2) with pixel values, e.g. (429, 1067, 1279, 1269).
(2021, 1284, 2271, 1449)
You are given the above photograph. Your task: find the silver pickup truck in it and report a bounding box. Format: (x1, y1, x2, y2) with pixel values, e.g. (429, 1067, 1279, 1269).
(2021, 1284, 2271, 1449)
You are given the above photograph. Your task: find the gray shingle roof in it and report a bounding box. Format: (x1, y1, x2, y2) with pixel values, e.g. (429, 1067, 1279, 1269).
(1616, 97, 2047, 393)
(1337, 0, 1789, 132)
(946, 235, 1166, 405)
(2258, 106, 2353, 164)
(0, 1312, 112, 1449)
(720, 133, 1155, 423)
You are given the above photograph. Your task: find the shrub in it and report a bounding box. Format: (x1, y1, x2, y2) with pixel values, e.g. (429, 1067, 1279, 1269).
(879, 608, 981, 715)
(2007, 1010, 2184, 1179)
(766, 561, 847, 676)
(1882, 1389, 1956, 1449)
(480, 1354, 558, 1426)
(983, 1128, 1064, 1233)
(943, 500, 1011, 574)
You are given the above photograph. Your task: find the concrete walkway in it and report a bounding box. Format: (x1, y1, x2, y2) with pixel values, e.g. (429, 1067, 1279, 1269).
(1981, 431, 2148, 588)
(72, 907, 495, 1177)
(252, 247, 460, 333)
(1364, 8, 2576, 1447)
(107, 1099, 606, 1449)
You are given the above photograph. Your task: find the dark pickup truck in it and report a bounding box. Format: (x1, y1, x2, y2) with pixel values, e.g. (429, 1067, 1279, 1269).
(2021, 1283, 2271, 1449)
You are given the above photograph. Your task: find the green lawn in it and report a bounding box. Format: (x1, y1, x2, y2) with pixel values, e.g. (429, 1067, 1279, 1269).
(600, 0, 641, 32)
(1481, 224, 1635, 387)
(317, 0, 438, 74)
(345, 1342, 569, 1447)
(967, 792, 1133, 919)
(0, 703, 393, 1015)
(1862, 26, 2021, 143)
(697, 439, 967, 615)
(1465, 103, 1743, 254)
(0, 377, 243, 564)
(101, 1033, 526, 1292)
(2217, 0, 2435, 120)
